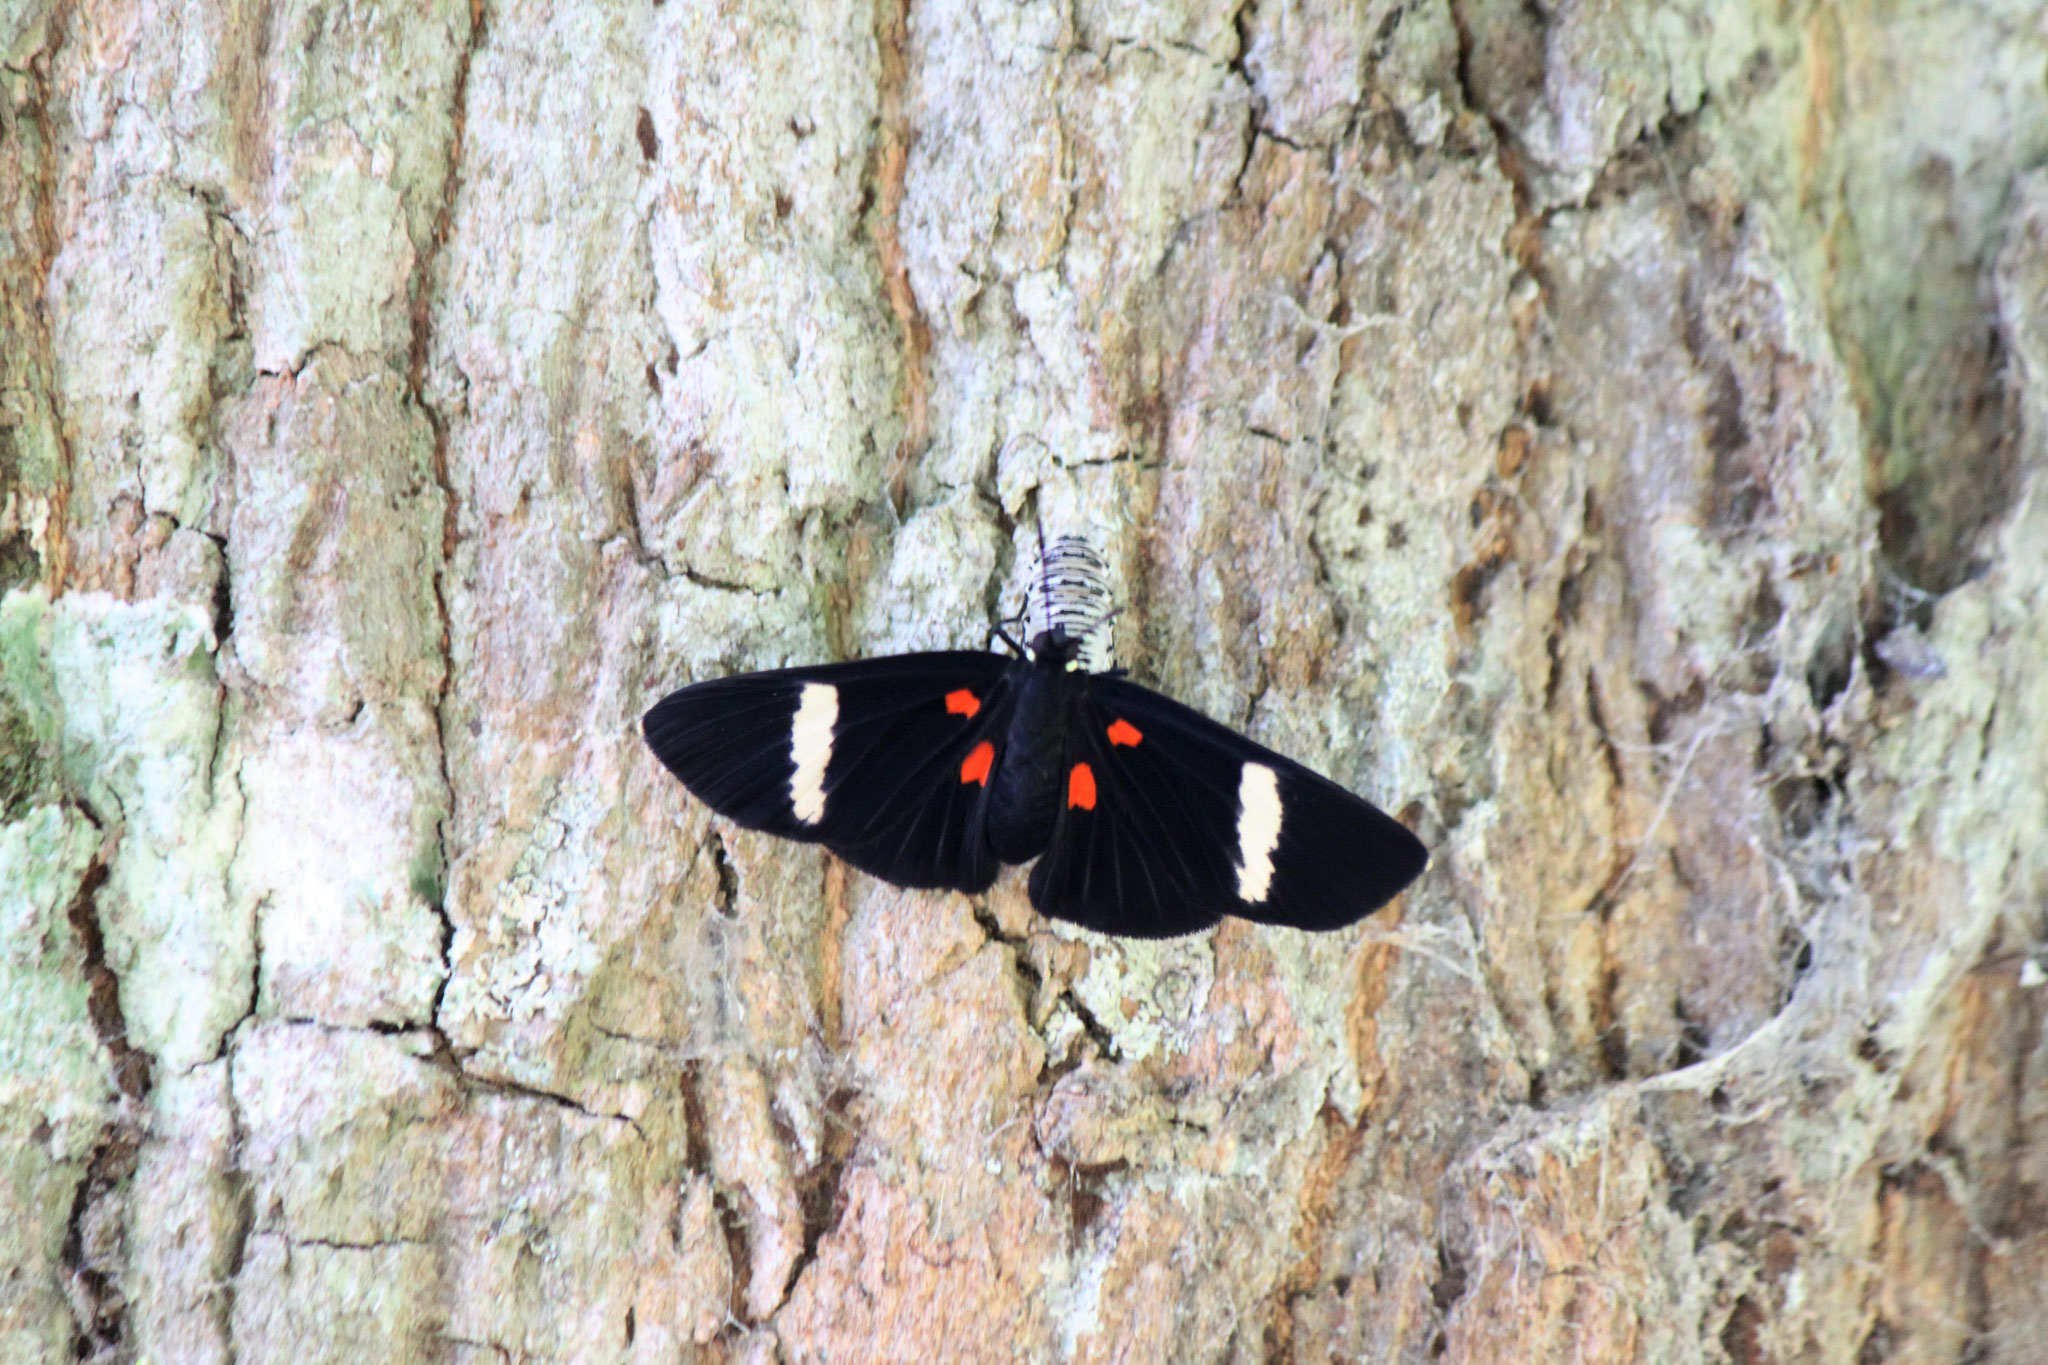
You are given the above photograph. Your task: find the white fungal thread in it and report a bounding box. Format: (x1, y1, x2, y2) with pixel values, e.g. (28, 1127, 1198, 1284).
(789, 683, 838, 825)
(1235, 762, 1283, 902)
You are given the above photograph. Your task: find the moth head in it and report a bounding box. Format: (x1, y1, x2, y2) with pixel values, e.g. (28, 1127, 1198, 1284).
(1028, 627, 1089, 669)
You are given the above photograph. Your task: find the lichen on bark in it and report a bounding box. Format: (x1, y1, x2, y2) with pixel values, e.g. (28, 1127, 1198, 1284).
(2, 1, 2046, 1363)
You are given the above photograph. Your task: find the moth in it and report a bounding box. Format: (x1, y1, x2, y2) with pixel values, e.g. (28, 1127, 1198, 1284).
(642, 538, 1427, 938)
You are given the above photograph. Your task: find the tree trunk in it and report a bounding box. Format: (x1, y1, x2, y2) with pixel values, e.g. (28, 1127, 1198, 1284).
(3, 1, 2045, 1361)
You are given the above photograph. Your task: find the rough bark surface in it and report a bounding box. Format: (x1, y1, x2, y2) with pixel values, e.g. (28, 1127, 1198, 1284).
(3, 1, 2045, 1362)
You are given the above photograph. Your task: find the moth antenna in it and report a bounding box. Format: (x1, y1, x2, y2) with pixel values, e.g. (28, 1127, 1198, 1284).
(1035, 512, 1052, 646)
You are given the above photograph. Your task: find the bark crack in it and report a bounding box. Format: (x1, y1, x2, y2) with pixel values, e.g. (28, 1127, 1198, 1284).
(60, 1132, 142, 1365)
(62, 813, 154, 1365)
(681, 565, 772, 596)
(218, 1042, 255, 1365)
(22, 11, 76, 592)
(871, 0, 931, 515)
(277, 1233, 433, 1253)
(404, 1016, 649, 1137)
(453, 1065, 648, 1138)
(210, 880, 264, 1066)
(1444, 0, 1535, 213)
(778, 1084, 858, 1303)
(67, 827, 152, 1106)
(681, 1062, 755, 1325)
(408, 0, 486, 1049)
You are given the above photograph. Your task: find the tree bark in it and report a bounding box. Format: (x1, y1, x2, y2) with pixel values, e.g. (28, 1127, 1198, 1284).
(3, 1, 2045, 1361)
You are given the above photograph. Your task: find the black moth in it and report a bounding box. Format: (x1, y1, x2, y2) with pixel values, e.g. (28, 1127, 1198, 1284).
(642, 538, 1427, 938)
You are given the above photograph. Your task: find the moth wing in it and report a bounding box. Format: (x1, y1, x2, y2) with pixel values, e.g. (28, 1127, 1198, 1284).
(643, 651, 1017, 893)
(1027, 677, 1428, 937)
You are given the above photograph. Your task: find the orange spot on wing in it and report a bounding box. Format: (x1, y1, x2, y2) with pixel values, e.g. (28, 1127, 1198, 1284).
(1106, 718, 1143, 747)
(1067, 762, 1096, 810)
(945, 689, 980, 718)
(960, 740, 995, 786)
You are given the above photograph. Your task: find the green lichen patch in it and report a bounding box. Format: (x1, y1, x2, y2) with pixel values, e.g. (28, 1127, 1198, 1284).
(0, 693, 45, 822)
(0, 589, 59, 822)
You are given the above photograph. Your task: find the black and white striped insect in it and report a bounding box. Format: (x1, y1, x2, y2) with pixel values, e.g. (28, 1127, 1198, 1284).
(642, 538, 1427, 938)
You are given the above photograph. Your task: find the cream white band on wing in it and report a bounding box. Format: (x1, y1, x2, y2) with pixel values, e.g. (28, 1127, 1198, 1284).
(1234, 761, 1283, 903)
(789, 682, 838, 825)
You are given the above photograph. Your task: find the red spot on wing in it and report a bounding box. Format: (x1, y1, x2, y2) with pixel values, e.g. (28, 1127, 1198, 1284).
(1067, 762, 1096, 810)
(960, 740, 995, 786)
(1106, 718, 1143, 747)
(945, 689, 980, 718)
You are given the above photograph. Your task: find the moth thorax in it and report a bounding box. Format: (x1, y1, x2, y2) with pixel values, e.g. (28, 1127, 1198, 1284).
(1024, 534, 1115, 672)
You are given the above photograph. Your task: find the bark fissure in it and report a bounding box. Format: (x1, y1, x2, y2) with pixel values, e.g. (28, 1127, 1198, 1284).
(681, 1062, 754, 1327)
(783, 1087, 858, 1301)
(408, 0, 486, 1050)
(451, 1064, 648, 1138)
(60, 1130, 142, 1365)
(211, 880, 263, 1066)
(61, 821, 152, 1365)
(21, 11, 74, 592)
(66, 840, 151, 1106)
(217, 1044, 255, 1365)
(871, 0, 931, 514)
